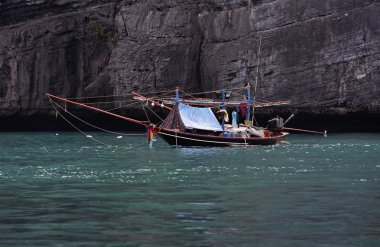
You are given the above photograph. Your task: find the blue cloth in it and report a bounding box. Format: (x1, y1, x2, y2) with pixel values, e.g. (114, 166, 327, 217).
(232, 111, 237, 127)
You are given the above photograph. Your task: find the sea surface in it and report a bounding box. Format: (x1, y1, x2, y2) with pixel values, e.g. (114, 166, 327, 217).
(0, 132, 379, 247)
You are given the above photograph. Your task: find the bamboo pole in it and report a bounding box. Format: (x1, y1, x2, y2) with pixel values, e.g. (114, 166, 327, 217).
(46, 93, 149, 126)
(132, 92, 172, 110)
(283, 127, 327, 137)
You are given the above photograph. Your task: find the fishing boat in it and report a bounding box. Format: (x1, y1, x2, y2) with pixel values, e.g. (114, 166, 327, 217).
(46, 84, 326, 148)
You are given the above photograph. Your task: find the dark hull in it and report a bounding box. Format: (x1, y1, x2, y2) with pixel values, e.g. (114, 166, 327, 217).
(158, 128, 288, 147)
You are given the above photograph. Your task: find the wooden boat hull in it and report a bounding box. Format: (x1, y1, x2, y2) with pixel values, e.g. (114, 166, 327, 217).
(158, 128, 288, 147)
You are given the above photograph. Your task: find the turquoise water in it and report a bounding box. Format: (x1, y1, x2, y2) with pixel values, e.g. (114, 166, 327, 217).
(0, 132, 379, 246)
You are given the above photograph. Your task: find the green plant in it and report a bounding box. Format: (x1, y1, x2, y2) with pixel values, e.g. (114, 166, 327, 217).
(86, 20, 107, 40)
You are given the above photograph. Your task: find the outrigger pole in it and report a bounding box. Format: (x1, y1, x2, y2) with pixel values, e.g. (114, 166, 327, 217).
(283, 127, 327, 137)
(46, 93, 150, 127)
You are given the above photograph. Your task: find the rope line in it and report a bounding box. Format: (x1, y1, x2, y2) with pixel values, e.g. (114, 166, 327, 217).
(179, 90, 197, 99)
(64, 86, 248, 101)
(144, 104, 165, 123)
(105, 101, 141, 112)
(51, 99, 144, 136)
(186, 86, 246, 96)
(49, 98, 113, 147)
(142, 103, 151, 123)
(77, 99, 138, 105)
(49, 98, 148, 149)
(66, 89, 176, 100)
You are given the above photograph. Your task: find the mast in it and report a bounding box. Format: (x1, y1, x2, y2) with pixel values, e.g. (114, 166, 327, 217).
(175, 86, 180, 102)
(246, 83, 251, 122)
(221, 89, 225, 131)
(252, 35, 262, 122)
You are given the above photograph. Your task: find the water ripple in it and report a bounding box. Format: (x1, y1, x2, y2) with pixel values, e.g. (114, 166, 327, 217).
(0, 133, 379, 246)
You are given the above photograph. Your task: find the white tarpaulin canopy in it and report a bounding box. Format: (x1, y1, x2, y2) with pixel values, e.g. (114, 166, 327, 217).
(178, 103, 223, 132)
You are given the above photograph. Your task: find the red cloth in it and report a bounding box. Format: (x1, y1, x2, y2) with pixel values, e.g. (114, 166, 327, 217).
(239, 102, 247, 119)
(147, 126, 156, 142)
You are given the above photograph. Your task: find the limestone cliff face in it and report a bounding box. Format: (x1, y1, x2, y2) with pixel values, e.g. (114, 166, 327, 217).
(0, 0, 118, 116)
(0, 0, 379, 121)
(198, 0, 380, 115)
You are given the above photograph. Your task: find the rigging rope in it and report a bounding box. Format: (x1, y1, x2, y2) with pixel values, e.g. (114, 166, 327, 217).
(66, 89, 176, 100)
(252, 35, 262, 123)
(141, 103, 151, 123)
(78, 99, 138, 105)
(49, 98, 149, 149)
(49, 98, 113, 147)
(50, 99, 144, 136)
(179, 90, 197, 99)
(144, 104, 164, 123)
(66, 86, 248, 102)
(185, 86, 247, 96)
(105, 101, 141, 112)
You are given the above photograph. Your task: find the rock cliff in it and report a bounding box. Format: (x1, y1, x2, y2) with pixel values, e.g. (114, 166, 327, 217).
(0, 0, 379, 130)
